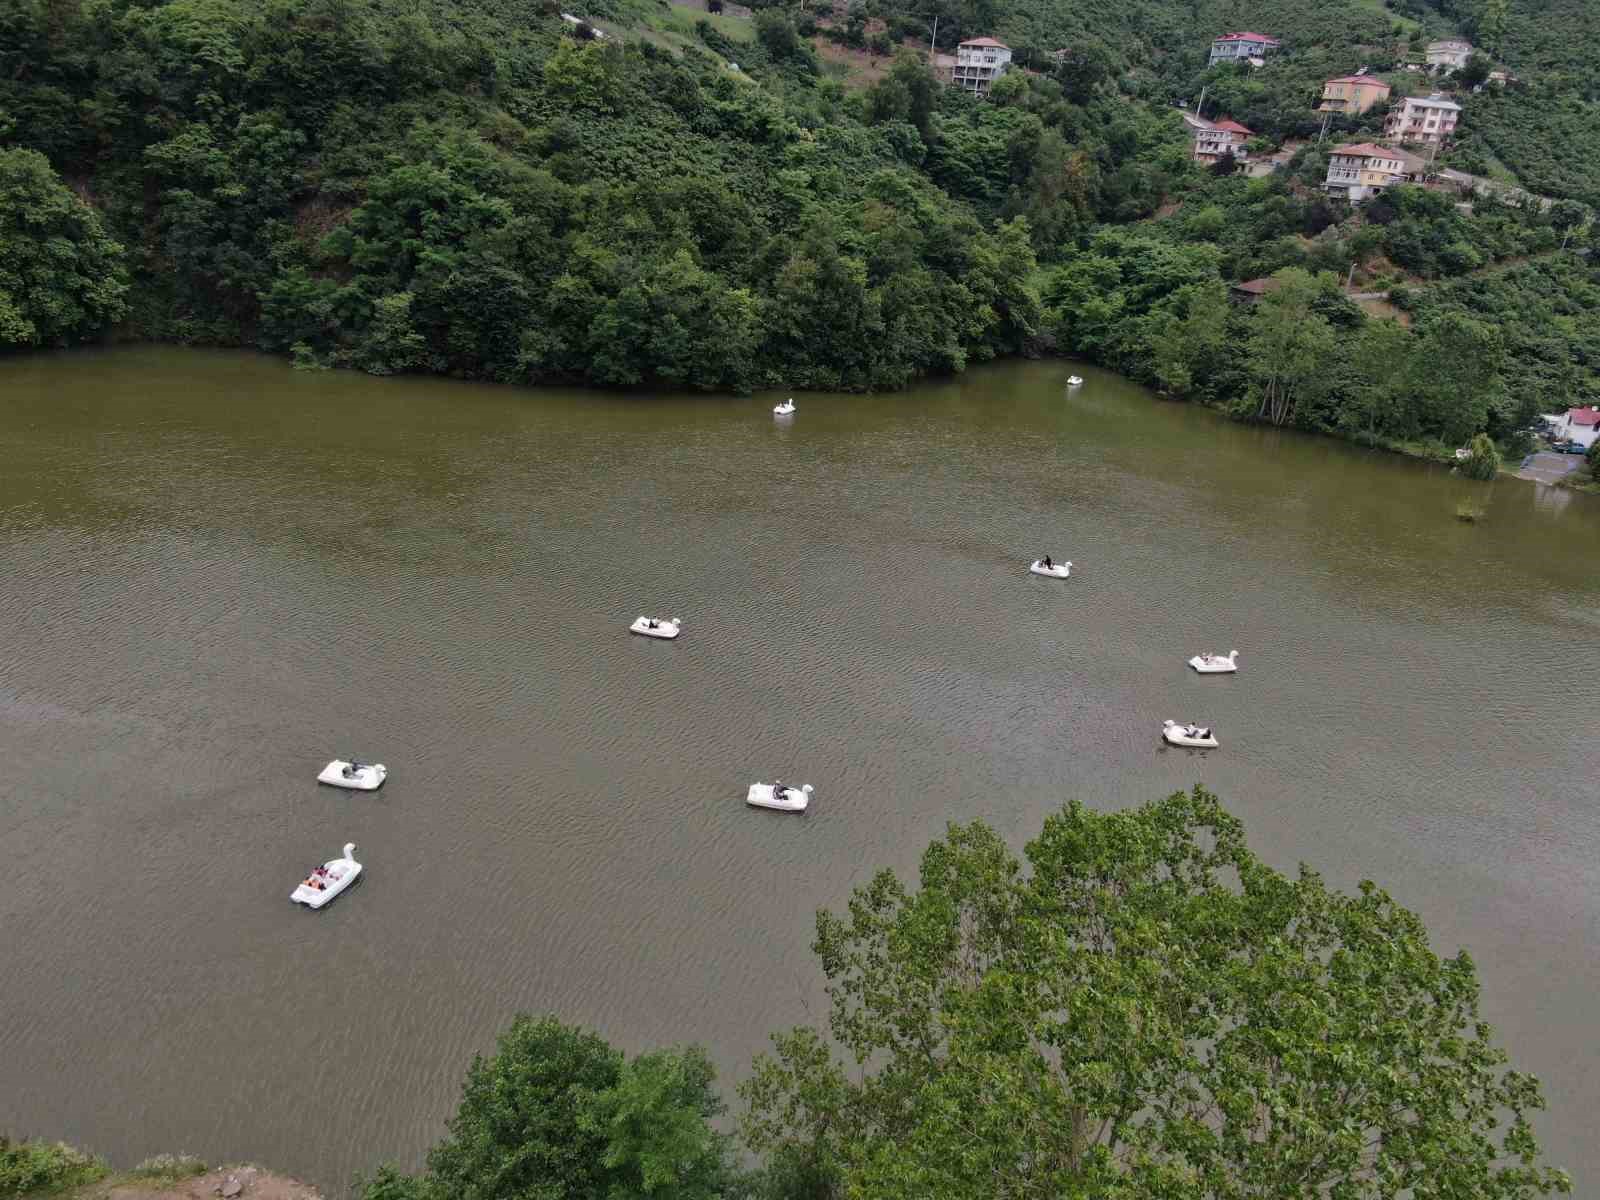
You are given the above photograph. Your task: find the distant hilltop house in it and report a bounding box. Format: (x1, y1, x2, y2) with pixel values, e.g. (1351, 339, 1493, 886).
(1554, 406, 1600, 448)
(1208, 32, 1280, 67)
(1323, 143, 1412, 201)
(1426, 39, 1473, 71)
(1182, 112, 1253, 165)
(1384, 92, 1461, 145)
(952, 37, 1012, 95)
(1319, 74, 1391, 114)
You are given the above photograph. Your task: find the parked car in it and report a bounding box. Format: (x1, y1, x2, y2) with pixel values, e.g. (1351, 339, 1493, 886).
(1557, 440, 1589, 454)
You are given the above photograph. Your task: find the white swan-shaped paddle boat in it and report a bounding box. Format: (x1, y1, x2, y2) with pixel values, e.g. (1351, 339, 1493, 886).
(747, 781, 813, 812)
(773, 399, 796, 415)
(1188, 650, 1238, 674)
(1029, 559, 1072, 578)
(1067, 375, 1084, 387)
(630, 616, 681, 640)
(291, 843, 362, 908)
(318, 759, 386, 790)
(1162, 720, 1218, 748)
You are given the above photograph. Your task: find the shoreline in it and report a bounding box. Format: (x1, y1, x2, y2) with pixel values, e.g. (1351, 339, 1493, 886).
(28, 339, 1564, 488)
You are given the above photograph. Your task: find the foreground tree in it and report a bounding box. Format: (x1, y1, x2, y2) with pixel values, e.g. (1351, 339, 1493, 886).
(0, 147, 128, 348)
(742, 788, 1568, 1200)
(1247, 268, 1336, 427)
(364, 1015, 733, 1200)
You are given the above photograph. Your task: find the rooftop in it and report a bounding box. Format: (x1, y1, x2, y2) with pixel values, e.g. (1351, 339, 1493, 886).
(1231, 277, 1282, 296)
(1401, 93, 1463, 110)
(1212, 118, 1253, 134)
(1330, 143, 1399, 158)
(1215, 31, 1281, 44)
(1568, 406, 1600, 427)
(1327, 75, 1389, 86)
(959, 37, 1010, 48)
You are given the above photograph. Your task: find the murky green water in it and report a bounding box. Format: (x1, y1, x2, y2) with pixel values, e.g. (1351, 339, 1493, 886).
(2, 347, 1597, 1190)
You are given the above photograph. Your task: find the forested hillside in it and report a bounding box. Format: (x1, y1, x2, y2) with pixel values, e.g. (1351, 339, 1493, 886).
(1, 0, 1595, 453)
(1396, 0, 1600, 203)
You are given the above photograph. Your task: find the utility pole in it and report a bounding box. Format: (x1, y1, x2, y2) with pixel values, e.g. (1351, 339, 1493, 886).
(928, 12, 938, 65)
(1195, 84, 1207, 118)
(1345, 261, 1357, 291)
(1317, 110, 1331, 144)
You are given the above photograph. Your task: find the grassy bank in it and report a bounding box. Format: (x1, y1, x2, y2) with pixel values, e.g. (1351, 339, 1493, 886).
(3, 1140, 317, 1200)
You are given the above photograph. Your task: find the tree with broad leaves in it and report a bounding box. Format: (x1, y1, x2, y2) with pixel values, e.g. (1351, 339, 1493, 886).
(742, 787, 1569, 1200)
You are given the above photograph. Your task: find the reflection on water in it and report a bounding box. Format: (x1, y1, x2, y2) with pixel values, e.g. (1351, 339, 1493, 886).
(1, 347, 1597, 1192)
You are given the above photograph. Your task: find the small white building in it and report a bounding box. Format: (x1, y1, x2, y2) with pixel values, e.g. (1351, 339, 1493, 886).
(1208, 32, 1281, 67)
(1426, 39, 1473, 71)
(1555, 406, 1600, 448)
(952, 37, 1012, 96)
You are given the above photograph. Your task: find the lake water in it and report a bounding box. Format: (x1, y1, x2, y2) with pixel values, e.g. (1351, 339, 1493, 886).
(2, 347, 1597, 1191)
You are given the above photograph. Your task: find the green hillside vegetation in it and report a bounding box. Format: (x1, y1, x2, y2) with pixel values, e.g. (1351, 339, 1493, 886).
(1, 0, 1595, 452)
(1393, 0, 1600, 203)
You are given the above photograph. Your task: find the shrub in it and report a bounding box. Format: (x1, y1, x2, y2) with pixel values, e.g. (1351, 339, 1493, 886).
(1460, 432, 1501, 480)
(0, 1138, 107, 1195)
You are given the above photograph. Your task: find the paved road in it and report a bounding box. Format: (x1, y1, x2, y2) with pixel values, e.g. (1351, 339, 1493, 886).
(1516, 450, 1584, 484)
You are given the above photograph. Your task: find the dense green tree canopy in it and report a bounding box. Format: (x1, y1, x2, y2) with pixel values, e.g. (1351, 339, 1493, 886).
(742, 787, 1568, 1200)
(0, 147, 128, 348)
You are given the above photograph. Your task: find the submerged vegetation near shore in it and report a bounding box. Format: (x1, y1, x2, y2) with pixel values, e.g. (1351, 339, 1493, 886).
(2, 0, 1594, 447)
(24, 791, 1563, 1200)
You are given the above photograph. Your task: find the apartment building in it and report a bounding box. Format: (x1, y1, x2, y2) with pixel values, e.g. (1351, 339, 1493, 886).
(1318, 74, 1391, 114)
(1383, 92, 1461, 145)
(1323, 143, 1409, 201)
(1426, 39, 1473, 71)
(1183, 112, 1253, 165)
(1208, 32, 1280, 67)
(952, 37, 1013, 95)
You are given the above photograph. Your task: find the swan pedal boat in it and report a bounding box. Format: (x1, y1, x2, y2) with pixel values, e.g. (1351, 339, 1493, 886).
(1163, 720, 1218, 748)
(1029, 560, 1072, 578)
(773, 399, 796, 415)
(630, 616, 681, 640)
(1188, 650, 1238, 674)
(291, 843, 362, 908)
(1067, 375, 1084, 386)
(318, 759, 386, 790)
(747, 782, 813, 813)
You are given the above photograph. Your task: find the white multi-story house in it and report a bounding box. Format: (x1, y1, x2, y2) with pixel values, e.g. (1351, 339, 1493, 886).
(1182, 112, 1253, 165)
(1384, 92, 1461, 146)
(1208, 32, 1281, 67)
(1323, 143, 1409, 201)
(1426, 39, 1473, 71)
(952, 37, 1012, 95)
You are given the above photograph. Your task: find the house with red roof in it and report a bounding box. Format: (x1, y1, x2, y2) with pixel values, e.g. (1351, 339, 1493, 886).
(1182, 112, 1253, 166)
(1318, 74, 1392, 114)
(953, 37, 1013, 96)
(1209, 32, 1281, 67)
(1555, 406, 1600, 449)
(1323, 142, 1410, 201)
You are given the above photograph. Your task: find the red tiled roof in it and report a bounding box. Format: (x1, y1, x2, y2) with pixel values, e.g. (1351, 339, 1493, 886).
(1568, 406, 1600, 427)
(959, 37, 1009, 47)
(1212, 118, 1253, 134)
(1327, 75, 1389, 85)
(1215, 32, 1280, 43)
(1330, 143, 1399, 158)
